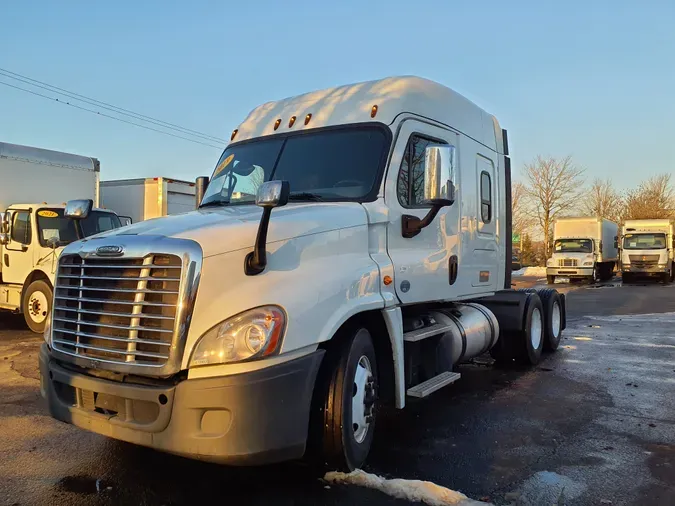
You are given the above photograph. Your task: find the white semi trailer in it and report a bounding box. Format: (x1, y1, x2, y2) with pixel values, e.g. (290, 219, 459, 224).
(0, 141, 123, 332)
(546, 217, 619, 284)
(100, 177, 196, 224)
(40, 76, 566, 471)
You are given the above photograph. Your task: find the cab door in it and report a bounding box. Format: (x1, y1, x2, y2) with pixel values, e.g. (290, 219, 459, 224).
(3, 209, 35, 284)
(385, 119, 460, 304)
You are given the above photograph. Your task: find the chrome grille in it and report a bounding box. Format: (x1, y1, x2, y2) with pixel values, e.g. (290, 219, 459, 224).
(558, 258, 578, 267)
(52, 254, 182, 368)
(629, 254, 659, 268)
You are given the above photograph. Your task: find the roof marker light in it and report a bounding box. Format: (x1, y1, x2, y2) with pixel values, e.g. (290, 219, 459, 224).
(231, 129, 238, 141)
(371, 105, 378, 118)
(304, 113, 312, 125)
(288, 116, 297, 128)
(274, 119, 282, 131)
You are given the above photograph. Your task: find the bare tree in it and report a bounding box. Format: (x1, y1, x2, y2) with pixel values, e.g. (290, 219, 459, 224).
(512, 182, 534, 236)
(583, 178, 623, 223)
(623, 174, 675, 220)
(523, 156, 585, 255)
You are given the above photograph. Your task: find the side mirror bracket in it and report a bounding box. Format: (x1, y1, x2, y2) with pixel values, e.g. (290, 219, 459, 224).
(245, 181, 290, 276)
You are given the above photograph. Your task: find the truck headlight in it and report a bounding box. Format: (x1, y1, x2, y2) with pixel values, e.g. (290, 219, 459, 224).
(583, 261, 593, 266)
(547, 259, 554, 266)
(189, 306, 286, 367)
(43, 314, 52, 346)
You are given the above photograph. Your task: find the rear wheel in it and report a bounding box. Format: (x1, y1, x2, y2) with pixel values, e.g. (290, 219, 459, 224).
(622, 272, 632, 284)
(520, 294, 545, 365)
(547, 275, 555, 285)
(312, 327, 378, 471)
(536, 289, 563, 351)
(23, 280, 52, 334)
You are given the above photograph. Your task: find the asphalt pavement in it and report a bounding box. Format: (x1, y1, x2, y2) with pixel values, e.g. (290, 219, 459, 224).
(1, 278, 674, 506)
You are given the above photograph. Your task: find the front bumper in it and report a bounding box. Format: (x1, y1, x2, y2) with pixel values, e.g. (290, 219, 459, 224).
(40, 344, 324, 465)
(547, 267, 593, 277)
(622, 265, 668, 274)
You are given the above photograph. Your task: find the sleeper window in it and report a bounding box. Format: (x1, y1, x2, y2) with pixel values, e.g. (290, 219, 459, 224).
(397, 134, 447, 207)
(480, 171, 492, 223)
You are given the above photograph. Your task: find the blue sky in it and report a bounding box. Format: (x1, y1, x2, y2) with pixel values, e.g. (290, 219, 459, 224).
(1, 1, 674, 190)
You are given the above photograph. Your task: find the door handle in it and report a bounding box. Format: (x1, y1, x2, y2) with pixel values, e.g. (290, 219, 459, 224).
(449, 255, 458, 285)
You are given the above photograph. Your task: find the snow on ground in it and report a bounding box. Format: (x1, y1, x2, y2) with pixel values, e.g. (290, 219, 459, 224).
(512, 266, 547, 277)
(324, 470, 491, 506)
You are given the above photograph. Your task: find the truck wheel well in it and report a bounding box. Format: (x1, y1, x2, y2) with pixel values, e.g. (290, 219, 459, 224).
(317, 310, 395, 406)
(21, 271, 52, 310)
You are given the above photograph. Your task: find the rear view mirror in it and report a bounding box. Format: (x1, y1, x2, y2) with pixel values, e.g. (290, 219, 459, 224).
(424, 145, 456, 205)
(195, 176, 209, 207)
(256, 181, 290, 209)
(64, 199, 93, 220)
(119, 216, 132, 227)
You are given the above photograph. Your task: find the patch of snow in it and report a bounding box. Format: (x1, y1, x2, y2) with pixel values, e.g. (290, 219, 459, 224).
(512, 266, 547, 277)
(324, 469, 491, 506)
(516, 471, 586, 506)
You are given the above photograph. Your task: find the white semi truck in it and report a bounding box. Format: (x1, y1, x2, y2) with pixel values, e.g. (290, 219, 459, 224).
(0, 141, 124, 332)
(100, 177, 196, 224)
(621, 219, 675, 283)
(40, 76, 566, 471)
(546, 217, 619, 284)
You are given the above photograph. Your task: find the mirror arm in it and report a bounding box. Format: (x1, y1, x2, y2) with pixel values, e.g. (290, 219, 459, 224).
(402, 201, 447, 239)
(245, 207, 272, 275)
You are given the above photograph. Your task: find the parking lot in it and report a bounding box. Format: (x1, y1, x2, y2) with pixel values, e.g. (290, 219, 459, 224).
(1, 277, 674, 506)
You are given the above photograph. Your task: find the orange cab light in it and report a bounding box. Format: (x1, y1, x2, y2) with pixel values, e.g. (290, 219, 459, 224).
(371, 105, 378, 118)
(304, 113, 312, 125)
(274, 118, 282, 131)
(383, 275, 393, 286)
(231, 129, 238, 141)
(288, 116, 297, 128)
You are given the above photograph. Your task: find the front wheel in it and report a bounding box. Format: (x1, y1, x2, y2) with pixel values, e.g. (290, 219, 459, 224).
(23, 280, 53, 333)
(313, 327, 378, 471)
(547, 275, 556, 285)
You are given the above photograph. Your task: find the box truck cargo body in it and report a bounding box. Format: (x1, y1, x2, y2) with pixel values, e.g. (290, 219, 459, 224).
(100, 177, 196, 224)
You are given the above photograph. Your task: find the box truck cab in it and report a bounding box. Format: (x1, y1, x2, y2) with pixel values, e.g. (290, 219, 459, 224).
(40, 76, 566, 471)
(546, 218, 619, 284)
(0, 141, 124, 332)
(621, 219, 675, 283)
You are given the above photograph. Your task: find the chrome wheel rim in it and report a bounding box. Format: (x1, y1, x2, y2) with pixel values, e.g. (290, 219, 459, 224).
(530, 307, 543, 350)
(551, 301, 561, 339)
(352, 355, 374, 444)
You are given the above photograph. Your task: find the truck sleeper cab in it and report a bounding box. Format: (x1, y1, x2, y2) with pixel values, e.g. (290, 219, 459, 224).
(40, 76, 566, 471)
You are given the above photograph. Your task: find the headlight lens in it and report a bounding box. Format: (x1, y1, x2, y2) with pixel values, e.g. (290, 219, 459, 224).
(547, 259, 554, 266)
(583, 261, 593, 266)
(189, 306, 286, 367)
(43, 313, 52, 346)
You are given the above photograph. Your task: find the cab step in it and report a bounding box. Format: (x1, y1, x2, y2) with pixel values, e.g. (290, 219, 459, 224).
(406, 371, 461, 398)
(403, 322, 453, 342)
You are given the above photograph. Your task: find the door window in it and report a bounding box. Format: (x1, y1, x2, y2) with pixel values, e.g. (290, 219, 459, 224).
(480, 171, 492, 223)
(397, 134, 447, 207)
(11, 211, 32, 244)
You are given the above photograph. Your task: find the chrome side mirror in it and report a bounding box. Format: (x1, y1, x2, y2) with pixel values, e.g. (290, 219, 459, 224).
(64, 199, 93, 220)
(256, 180, 290, 208)
(0, 212, 9, 234)
(0, 233, 8, 246)
(424, 145, 456, 205)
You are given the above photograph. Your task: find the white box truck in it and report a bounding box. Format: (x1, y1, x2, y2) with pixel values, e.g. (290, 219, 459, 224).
(0, 141, 124, 332)
(100, 177, 196, 224)
(40, 76, 566, 471)
(546, 217, 619, 284)
(621, 219, 675, 283)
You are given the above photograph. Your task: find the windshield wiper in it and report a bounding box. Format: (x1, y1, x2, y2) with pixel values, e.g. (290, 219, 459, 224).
(288, 192, 324, 202)
(199, 200, 230, 208)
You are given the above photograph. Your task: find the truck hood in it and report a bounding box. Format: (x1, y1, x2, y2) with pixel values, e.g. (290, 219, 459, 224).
(90, 202, 368, 258)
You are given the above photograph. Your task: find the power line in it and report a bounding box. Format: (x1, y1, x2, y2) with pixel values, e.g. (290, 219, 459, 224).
(0, 80, 224, 150)
(0, 67, 228, 144)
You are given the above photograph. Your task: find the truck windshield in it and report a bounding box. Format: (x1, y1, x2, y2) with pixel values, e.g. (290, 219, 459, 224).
(200, 126, 389, 206)
(36, 208, 122, 247)
(554, 239, 593, 253)
(623, 233, 666, 250)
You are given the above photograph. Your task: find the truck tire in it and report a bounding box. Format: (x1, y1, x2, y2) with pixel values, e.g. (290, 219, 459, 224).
(622, 272, 632, 284)
(547, 275, 555, 285)
(519, 293, 544, 365)
(670, 265, 675, 283)
(517, 289, 562, 352)
(313, 327, 378, 471)
(23, 280, 52, 334)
